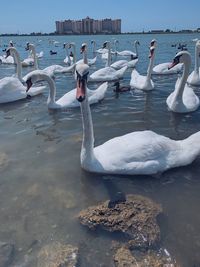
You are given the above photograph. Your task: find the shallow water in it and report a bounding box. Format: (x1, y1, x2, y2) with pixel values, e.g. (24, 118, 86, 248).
(0, 33, 200, 266)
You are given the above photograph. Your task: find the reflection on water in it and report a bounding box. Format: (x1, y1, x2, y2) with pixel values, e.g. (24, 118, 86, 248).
(0, 33, 200, 266)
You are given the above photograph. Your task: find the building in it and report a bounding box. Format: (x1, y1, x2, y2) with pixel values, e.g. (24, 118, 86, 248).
(55, 17, 121, 35)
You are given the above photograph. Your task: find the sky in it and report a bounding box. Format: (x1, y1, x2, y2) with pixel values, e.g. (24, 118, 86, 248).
(0, 0, 200, 34)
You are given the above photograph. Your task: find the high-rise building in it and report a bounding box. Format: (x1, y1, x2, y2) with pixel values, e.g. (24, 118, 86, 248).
(55, 17, 121, 34)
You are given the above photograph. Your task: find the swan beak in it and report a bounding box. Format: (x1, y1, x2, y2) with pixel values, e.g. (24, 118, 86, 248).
(168, 56, 180, 70)
(26, 78, 33, 92)
(5, 50, 10, 58)
(76, 79, 86, 102)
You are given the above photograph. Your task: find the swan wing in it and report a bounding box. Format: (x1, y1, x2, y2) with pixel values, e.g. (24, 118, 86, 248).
(93, 130, 184, 175)
(88, 82, 108, 104)
(0, 77, 26, 103)
(111, 60, 128, 70)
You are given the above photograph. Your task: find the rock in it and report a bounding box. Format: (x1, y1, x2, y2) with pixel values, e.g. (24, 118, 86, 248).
(113, 247, 138, 267)
(0, 241, 14, 267)
(113, 246, 180, 267)
(79, 194, 162, 248)
(37, 242, 78, 267)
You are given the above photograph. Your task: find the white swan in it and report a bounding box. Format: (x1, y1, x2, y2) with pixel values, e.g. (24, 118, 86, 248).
(130, 40, 156, 91)
(24, 70, 108, 109)
(89, 41, 127, 82)
(153, 61, 183, 75)
(63, 42, 71, 65)
(79, 43, 97, 66)
(167, 51, 199, 113)
(111, 55, 138, 70)
(0, 48, 46, 104)
(76, 63, 200, 175)
(187, 40, 200, 86)
(117, 40, 140, 57)
(26, 43, 75, 77)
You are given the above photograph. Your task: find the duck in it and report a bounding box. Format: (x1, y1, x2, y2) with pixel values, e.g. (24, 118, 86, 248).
(89, 41, 127, 82)
(167, 51, 199, 113)
(130, 40, 156, 91)
(76, 63, 200, 175)
(113, 81, 130, 93)
(24, 70, 108, 110)
(187, 40, 200, 86)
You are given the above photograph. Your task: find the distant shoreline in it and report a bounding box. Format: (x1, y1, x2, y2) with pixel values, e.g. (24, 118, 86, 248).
(0, 31, 200, 37)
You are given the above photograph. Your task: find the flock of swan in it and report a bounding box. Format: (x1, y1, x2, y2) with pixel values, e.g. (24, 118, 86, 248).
(0, 38, 200, 176)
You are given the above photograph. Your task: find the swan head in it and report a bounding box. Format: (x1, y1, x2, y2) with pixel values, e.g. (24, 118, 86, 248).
(76, 63, 89, 102)
(102, 41, 110, 49)
(24, 70, 49, 92)
(80, 43, 87, 53)
(168, 51, 191, 70)
(63, 42, 69, 49)
(69, 42, 75, 49)
(150, 39, 156, 46)
(149, 46, 155, 58)
(134, 40, 140, 45)
(5, 47, 16, 58)
(9, 40, 14, 47)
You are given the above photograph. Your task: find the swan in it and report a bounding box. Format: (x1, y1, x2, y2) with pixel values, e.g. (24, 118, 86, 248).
(167, 51, 199, 113)
(26, 43, 75, 77)
(76, 63, 200, 175)
(152, 61, 183, 75)
(117, 40, 140, 57)
(24, 70, 108, 109)
(187, 40, 200, 86)
(0, 48, 46, 104)
(89, 41, 127, 82)
(111, 54, 138, 70)
(63, 43, 71, 65)
(79, 43, 97, 66)
(130, 40, 156, 91)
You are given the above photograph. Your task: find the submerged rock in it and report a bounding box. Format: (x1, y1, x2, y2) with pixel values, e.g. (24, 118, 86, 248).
(113, 246, 180, 267)
(79, 194, 162, 248)
(37, 242, 78, 267)
(0, 241, 14, 267)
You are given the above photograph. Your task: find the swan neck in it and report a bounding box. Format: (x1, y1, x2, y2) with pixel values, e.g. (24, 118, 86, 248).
(43, 75, 56, 105)
(72, 45, 76, 64)
(107, 44, 111, 67)
(12, 49, 23, 82)
(147, 53, 155, 80)
(194, 45, 199, 72)
(31, 46, 39, 70)
(176, 60, 190, 97)
(80, 88, 95, 164)
(83, 50, 88, 64)
(135, 43, 138, 56)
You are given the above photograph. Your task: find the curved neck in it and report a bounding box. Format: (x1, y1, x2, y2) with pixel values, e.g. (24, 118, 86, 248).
(72, 44, 76, 64)
(83, 49, 88, 64)
(147, 52, 155, 81)
(175, 59, 190, 99)
(106, 43, 111, 67)
(38, 74, 56, 105)
(30, 45, 38, 70)
(65, 45, 70, 62)
(92, 41, 96, 54)
(11, 48, 23, 82)
(194, 44, 199, 72)
(134, 42, 138, 56)
(80, 84, 95, 164)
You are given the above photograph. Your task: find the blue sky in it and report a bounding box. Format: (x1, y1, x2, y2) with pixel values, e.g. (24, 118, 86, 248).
(0, 0, 200, 33)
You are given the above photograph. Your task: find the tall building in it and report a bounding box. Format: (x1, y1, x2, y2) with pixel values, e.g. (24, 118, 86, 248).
(55, 17, 121, 34)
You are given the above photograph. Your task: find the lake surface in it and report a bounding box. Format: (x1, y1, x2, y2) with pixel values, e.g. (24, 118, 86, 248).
(0, 33, 200, 266)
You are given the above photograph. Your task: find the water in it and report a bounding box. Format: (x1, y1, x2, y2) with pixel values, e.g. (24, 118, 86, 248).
(0, 33, 200, 266)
